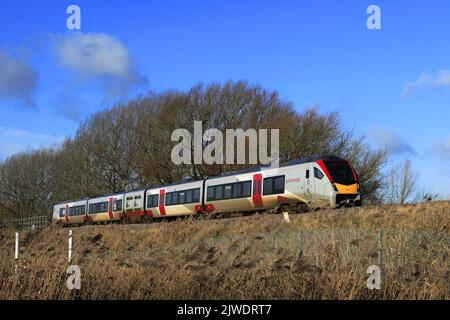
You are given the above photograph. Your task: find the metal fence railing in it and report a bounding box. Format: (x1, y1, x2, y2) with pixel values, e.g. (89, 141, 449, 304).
(0, 216, 50, 232)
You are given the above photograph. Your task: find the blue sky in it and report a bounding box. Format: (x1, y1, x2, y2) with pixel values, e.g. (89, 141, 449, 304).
(0, 0, 449, 197)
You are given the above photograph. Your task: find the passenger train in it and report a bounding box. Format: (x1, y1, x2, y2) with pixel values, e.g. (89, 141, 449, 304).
(52, 155, 361, 226)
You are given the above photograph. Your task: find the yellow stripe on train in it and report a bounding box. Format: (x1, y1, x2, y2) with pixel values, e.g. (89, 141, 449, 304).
(334, 183, 358, 194)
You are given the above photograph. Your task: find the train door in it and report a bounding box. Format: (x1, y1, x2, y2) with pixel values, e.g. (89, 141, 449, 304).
(313, 166, 328, 203)
(252, 174, 263, 208)
(303, 164, 315, 203)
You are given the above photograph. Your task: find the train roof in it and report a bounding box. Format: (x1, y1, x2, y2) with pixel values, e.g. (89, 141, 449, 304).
(54, 197, 90, 206)
(206, 154, 345, 180)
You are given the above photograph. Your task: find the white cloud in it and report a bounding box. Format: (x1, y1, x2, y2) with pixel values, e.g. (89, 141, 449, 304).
(52, 32, 147, 98)
(368, 127, 416, 156)
(0, 127, 64, 160)
(434, 138, 450, 160)
(0, 50, 37, 106)
(402, 70, 450, 97)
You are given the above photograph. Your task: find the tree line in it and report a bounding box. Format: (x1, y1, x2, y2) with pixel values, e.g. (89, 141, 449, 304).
(0, 81, 388, 219)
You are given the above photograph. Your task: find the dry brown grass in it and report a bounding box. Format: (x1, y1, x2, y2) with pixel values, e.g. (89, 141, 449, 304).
(0, 201, 449, 300)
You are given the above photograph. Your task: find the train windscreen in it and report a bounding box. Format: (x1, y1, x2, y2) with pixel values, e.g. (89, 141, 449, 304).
(323, 160, 356, 185)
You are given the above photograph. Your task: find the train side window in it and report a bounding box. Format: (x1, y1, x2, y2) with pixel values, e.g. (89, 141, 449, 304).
(179, 192, 186, 204)
(242, 181, 251, 197)
(314, 167, 324, 180)
(193, 188, 200, 202)
(147, 195, 158, 208)
(306, 170, 310, 179)
(223, 185, 232, 199)
(186, 190, 193, 203)
(263, 178, 273, 195)
(274, 176, 285, 193)
(216, 185, 224, 200)
(114, 199, 123, 211)
(172, 192, 178, 205)
(166, 193, 172, 206)
(207, 187, 215, 201)
(263, 176, 285, 195)
(233, 183, 242, 198)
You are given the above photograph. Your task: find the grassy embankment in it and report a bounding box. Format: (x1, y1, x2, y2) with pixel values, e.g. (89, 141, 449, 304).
(0, 201, 448, 299)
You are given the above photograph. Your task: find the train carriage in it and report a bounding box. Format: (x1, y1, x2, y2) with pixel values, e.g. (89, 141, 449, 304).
(123, 189, 146, 220)
(87, 194, 124, 223)
(52, 203, 67, 223)
(146, 180, 204, 218)
(52, 199, 88, 225)
(203, 156, 360, 215)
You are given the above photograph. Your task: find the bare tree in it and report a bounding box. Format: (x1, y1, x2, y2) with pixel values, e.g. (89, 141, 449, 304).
(386, 159, 417, 204)
(414, 189, 440, 203)
(0, 80, 390, 219)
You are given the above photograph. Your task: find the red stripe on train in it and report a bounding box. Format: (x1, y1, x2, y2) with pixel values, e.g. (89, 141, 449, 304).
(252, 174, 263, 207)
(65, 204, 69, 223)
(159, 189, 166, 215)
(108, 198, 114, 219)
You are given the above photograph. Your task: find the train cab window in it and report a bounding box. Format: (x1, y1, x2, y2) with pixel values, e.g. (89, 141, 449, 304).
(59, 208, 65, 217)
(314, 167, 324, 180)
(306, 170, 310, 179)
(113, 199, 123, 211)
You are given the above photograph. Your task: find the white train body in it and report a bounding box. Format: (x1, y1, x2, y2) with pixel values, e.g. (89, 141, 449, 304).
(53, 156, 361, 225)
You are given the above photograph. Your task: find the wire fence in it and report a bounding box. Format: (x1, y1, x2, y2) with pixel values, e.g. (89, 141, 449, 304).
(0, 216, 50, 232)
